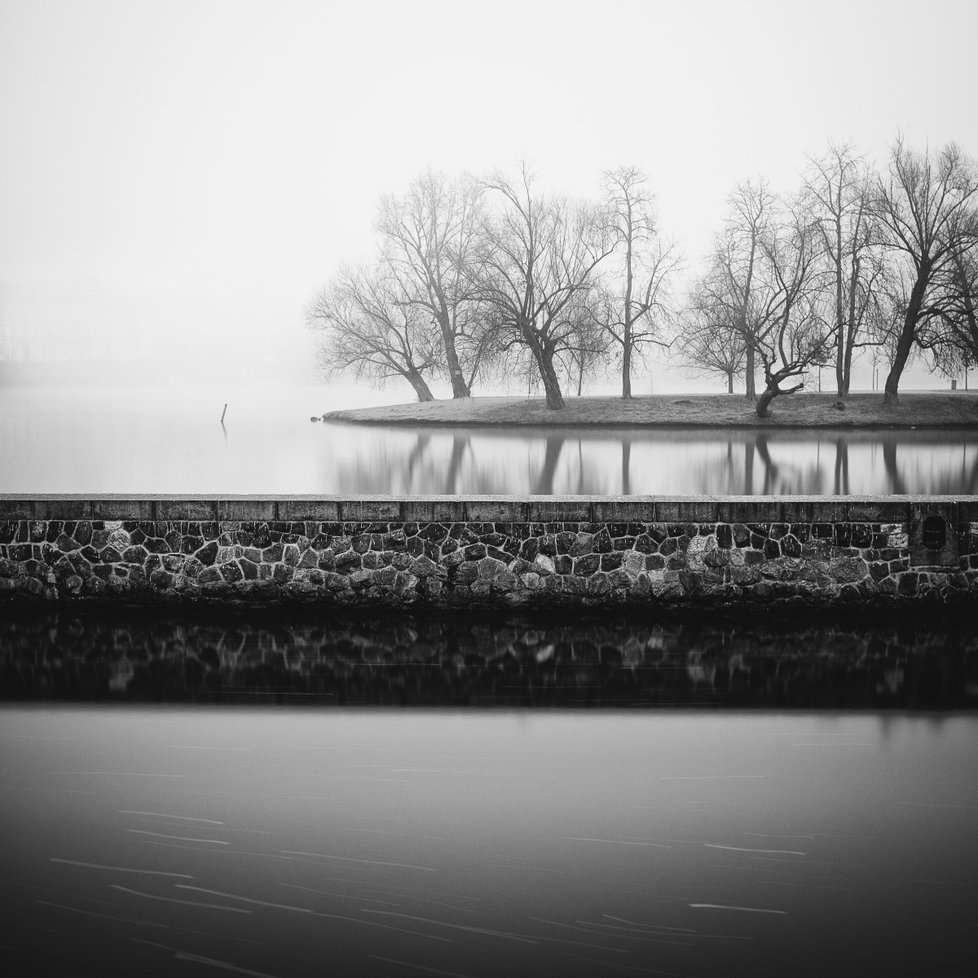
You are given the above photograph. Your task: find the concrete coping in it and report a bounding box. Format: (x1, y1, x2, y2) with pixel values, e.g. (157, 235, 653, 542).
(2, 495, 978, 523)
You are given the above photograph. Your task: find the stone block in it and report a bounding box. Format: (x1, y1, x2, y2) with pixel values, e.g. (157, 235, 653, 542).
(590, 500, 654, 522)
(527, 500, 592, 522)
(39, 499, 96, 520)
(654, 499, 718, 522)
(464, 500, 529, 522)
(909, 502, 959, 567)
(716, 499, 782, 523)
(0, 499, 33, 519)
(217, 499, 276, 521)
(339, 499, 402, 522)
(846, 499, 909, 522)
(959, 500, 978, 522)
(278, 499, 341, 521)
(145, 500, 204, 522)
(400, 499, 465, 522)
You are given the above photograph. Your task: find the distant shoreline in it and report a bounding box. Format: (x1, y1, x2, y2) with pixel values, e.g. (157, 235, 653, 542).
(321, 392, 978, 429)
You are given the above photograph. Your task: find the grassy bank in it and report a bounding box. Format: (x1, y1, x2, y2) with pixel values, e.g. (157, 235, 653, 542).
(322, 391, 978, 428)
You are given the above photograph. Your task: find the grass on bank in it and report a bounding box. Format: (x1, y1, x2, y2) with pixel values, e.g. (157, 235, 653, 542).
(321, 391, 978, 428)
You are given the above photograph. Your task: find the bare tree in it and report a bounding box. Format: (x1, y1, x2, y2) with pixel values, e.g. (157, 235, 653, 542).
(803, 142, 887, 396)
(695, 182, 778, 400)
(708, 181, 776, 399)
(599, 166, 679, 397)
(693, 184, 829, 417)
(680, 294, 747, 393)
(472, 166, 615, 410)
(557, 293, 611, 395)
(874, 138, 978, 405)
(752, 205, 831, 417)
(307, 265, 439, 401)
(919, 234, 978, 378)
(378, 171, 490, 397)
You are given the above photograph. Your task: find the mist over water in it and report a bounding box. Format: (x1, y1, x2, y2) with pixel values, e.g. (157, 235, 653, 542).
(2, 385, 976, 495)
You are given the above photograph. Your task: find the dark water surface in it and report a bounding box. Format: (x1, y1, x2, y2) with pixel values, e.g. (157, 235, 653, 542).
(2, 612, 978, 976)
(3, 610, 978, 709)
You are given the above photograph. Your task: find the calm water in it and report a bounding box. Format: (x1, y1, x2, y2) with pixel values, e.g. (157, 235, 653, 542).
(2, 708, 976, 977)
(2, 611, 978, 976)
(2, 385, 977, 495)
(3, 610, 977, 710)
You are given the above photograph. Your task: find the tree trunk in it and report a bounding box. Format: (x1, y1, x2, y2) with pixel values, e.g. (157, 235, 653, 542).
(405, 369, 435, 402)
(744, 346, 756, 400)
(883, 267, 929, 406)
(835, 221, 845, 397)
(437, 312, 470, 398)
(841, 264, 859, 398)
(622, 331, 632, 398)
(726, 371, 734, 394)
(842, 335, 854, 397)
(622, 217, 634, 399)
(755, 384, 778, 418)
(531, 344, 566, 410)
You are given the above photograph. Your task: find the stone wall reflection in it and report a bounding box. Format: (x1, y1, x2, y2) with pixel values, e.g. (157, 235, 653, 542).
(2, 612, 975, 708)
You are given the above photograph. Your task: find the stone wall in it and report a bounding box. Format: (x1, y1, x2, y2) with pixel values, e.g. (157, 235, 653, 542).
(2, 496, 977, 608)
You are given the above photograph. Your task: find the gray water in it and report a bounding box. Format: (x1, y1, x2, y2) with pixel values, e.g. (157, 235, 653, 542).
(2, 705, 976, 977)
(2, 611, 978, 976)
(2, 385, 977, 495)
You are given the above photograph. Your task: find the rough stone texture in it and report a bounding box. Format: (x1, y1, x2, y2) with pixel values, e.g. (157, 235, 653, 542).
(2, 498, 977, 608)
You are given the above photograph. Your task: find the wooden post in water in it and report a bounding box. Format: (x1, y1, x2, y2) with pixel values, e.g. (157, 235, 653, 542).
(220, 403, 228, 423)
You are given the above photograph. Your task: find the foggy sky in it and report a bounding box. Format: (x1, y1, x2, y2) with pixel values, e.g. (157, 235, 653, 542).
(2, 0, 976, 389)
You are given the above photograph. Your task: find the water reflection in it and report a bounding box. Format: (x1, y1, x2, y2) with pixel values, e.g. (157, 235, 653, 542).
(326, 424, 978, 496)
(3, 385, 977, 494)
(3, 611, 976, 708)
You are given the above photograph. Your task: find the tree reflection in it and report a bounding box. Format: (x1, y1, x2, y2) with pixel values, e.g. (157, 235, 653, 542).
(323, 422, 978, 496)
(405, 431, 431, 482)
(533, 435, 564, 494)
(883, 440, 907, 494)
(834, 438, 850, 495)
(444, 434, 469, 494)
(754, 434, 780, 493)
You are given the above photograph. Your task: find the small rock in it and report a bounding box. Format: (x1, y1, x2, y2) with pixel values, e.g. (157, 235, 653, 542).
(309, 416, 320, 422)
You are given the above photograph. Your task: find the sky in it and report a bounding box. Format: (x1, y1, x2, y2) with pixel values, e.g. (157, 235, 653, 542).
(1, 0, 977, 390)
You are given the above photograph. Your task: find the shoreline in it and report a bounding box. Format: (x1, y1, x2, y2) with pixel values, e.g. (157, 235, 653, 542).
(320, 392, 978, 429)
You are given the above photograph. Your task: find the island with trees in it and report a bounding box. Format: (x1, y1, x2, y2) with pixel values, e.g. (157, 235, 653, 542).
(308, 136, 978, 425)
